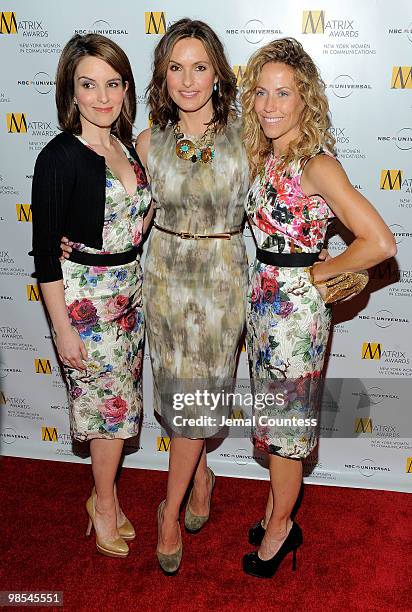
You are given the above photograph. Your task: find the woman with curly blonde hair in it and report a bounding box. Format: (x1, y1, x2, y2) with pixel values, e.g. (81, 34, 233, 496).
(240, 38, 395, 578)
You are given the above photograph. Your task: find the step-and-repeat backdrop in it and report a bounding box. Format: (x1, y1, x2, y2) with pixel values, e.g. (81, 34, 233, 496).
(1, 0, 411, 492)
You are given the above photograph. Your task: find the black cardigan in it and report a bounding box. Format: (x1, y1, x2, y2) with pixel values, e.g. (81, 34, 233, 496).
(31, 131, 144, 283)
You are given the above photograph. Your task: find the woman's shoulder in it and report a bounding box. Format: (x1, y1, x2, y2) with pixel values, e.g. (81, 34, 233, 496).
(36, 131, 82, 165)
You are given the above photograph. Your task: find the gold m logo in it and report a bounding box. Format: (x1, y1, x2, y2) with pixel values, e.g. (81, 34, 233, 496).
(145, 12, 166, 35)
(406, 457, 412, 473)
(7, 112, 27, 133)
(232, 65, 246, 87)
(42, 426, 58, 442)
(302, 10, 325, 34)
(391, 66, 412, 89)
(157, 436, 170, 451)
(34, 358, 52, 374)
(380, 169, 403, 190)
(0, 391, 6, 405)
(0, 11, 17, 34)
(16, 204, 32, 222)
(355, 417, 373, 433)
(231, 408, 244, 419)
(26, 284, 40, 301)
(361, 342, 382, 360)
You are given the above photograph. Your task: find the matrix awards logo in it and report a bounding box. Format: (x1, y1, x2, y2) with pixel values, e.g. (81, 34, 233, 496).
(157, 436, 170, 451)
(361, 342, 381, 360)
(330, 125, 366, 160)
(232, 65, 246, 86)
(355, 417, 372, 434)
(41, 426, 58, 442)
(7, 112, 27, 133)
(302, 10, 325, 34)
(34, 358, 52, 374)
(391, 66, 412, 89)
(145, 12, 166, 35)
(406, 457, 412, 473)
(26, 284, 40, 301)
(301, 10, 376, 56)
(1, 12, 60, 54)
(0, 390, 6, 404)
(0, 11, 17, 34)
(380, 169, 402, 190)
(16, 204, 32, 222)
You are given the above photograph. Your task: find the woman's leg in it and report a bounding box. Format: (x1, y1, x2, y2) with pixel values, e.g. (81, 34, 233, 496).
(258, 454, 302, 560)
(188, 441, 212, 515)
(158, 437, 205, 554)
(90, 438, 125, 541)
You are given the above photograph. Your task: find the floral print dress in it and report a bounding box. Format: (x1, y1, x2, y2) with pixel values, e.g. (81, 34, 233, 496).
(245, 152, 334, 459)
(60, 137, 151, 441)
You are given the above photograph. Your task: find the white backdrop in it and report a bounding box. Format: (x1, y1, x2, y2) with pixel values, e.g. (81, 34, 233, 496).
(1, 0, 411, 492)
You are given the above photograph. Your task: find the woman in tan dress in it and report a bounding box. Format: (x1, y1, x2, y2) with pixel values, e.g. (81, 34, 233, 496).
(136, 19, 248, 573)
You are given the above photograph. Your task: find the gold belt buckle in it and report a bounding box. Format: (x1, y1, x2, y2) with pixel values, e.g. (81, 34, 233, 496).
(179, 231, 193, 240)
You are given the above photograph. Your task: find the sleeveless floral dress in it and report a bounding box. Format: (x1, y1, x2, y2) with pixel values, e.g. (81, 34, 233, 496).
(61, 137, 151, 441)
(246, 152, 334, 459)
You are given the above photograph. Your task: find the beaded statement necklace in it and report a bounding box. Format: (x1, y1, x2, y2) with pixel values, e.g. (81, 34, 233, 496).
(173, 122, 215, 164)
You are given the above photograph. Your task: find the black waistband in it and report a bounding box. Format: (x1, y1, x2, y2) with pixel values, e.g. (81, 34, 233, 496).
(69, 247, 139, 267)
(256, 248, 320, 267)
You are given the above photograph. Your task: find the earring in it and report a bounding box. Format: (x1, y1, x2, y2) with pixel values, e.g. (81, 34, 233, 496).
(73, 99, 78, 105)
(213, 82, 218, 93)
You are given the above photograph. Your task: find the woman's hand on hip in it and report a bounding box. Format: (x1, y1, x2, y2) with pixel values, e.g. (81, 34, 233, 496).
(59, 236, 72, 261)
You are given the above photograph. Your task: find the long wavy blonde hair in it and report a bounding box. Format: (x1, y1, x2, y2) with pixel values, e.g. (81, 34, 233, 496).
(241, 37, 335, 178)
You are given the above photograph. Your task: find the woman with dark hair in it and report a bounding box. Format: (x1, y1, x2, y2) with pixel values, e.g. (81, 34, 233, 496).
(240, 38, 396, 578)
(136, 18, 249, 573)
(31, 34, 151, 558)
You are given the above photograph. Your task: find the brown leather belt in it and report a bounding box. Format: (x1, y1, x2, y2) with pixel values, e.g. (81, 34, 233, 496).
(154, 223, 242, 240)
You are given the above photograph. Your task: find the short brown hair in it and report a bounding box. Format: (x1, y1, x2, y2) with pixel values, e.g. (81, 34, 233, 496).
(146, 18, 237, 132)
(55, 34, 136, 146)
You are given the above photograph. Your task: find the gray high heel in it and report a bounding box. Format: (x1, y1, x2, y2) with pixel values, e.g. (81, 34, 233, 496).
(156, 500, 182, 575)
(184, 467, 215, 533)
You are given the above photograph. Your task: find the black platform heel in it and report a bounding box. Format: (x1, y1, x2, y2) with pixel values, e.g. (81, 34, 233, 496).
(243, 522, 303, 578)
(248, 518, 266, 545)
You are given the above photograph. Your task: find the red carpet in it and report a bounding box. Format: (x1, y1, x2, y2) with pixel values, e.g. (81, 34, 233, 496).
(0, 456, 410, 612)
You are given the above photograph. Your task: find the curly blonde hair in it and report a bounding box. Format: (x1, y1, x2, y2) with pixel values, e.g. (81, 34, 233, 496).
(241, 37, 335, 178)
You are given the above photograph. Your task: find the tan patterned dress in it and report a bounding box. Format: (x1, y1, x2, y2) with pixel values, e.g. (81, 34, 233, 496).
(143, 121, 249, 437)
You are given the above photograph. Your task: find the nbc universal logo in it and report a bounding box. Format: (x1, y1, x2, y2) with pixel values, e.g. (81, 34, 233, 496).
(358, 310, 409, 329)
(75, 18, 129, 36)
(17, 72, 55, 95)
(377, 128, 412, 153)
(388, 22, 412, 44)
(225, 18, 282, 45)
(301, 10, 376, 55)
(361, 342, 411, 377)
(0, 11, 61, 54)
